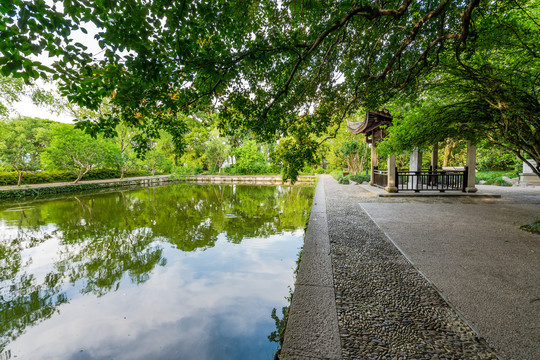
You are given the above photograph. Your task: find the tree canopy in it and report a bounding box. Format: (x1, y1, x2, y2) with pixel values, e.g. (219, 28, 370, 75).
(41, 124, 120, 182)
(1, 0, 538, 178)
(0, 117, 50, 185)
(377, 1, 540, 175)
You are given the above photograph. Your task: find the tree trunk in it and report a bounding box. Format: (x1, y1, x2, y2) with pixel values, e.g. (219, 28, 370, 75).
(442, 140, 456, 167)
(120, 165, 126, 179)
(73, 166, 91, 184)
(17, 170, 23, 186)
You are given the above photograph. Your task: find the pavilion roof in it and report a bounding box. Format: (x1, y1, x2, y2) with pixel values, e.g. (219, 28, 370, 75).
(347, 110, 393, 135)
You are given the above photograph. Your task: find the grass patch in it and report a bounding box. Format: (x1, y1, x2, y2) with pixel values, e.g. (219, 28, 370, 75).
(475, 170, 519, 186)
(520, 220, 540, 235)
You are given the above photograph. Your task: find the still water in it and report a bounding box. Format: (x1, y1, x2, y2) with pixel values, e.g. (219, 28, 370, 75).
(0, 183, 314, 360)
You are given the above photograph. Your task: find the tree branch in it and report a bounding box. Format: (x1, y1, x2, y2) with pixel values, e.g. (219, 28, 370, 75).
(263, 0, 414, 118)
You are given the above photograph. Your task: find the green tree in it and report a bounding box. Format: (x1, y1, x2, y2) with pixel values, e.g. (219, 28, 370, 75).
(232, 140, 267, 175)
(204, 130, 231, 173)
(113, 123, 141, 179)
(0, 76, 24, 119)
(0, 117, 50, 185)
(146, 144, 173, 175)
(41, 124, 120, 183)
(3, 1, 536, 179)
(378, 1, 540, 176)
(338, 141, 366, 175)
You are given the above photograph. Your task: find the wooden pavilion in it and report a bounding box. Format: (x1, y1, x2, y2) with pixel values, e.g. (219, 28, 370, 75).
(347, 110, 477, 193)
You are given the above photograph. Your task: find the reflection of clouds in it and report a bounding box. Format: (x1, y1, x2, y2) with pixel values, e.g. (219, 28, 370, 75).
(6, 232, 302, 360)
(1, 184, 313, 358)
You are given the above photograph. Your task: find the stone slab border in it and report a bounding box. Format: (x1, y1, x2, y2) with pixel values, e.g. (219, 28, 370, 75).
(280, 179, 341, 360)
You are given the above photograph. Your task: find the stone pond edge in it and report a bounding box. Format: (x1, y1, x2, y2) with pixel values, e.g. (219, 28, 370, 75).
(0, 174, 317, 200)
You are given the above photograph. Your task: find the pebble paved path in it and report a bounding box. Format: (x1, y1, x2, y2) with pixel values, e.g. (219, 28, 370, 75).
(323, 176, 501, 359)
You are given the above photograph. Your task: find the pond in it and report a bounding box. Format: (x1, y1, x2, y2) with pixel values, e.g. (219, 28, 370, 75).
(0, 183, 315, 360)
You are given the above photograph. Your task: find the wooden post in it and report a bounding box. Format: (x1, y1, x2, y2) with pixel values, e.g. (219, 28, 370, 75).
(431, 143, 439, 169)
(370, 140, 377, 186)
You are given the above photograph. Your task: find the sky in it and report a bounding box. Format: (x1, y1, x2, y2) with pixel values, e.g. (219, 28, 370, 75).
(13, 83, 75, 124)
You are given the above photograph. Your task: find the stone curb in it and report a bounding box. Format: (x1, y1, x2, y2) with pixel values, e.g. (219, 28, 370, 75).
(281, 178, 341, 360)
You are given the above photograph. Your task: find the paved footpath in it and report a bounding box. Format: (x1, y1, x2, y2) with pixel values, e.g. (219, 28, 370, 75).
(282, 175, 540, 360)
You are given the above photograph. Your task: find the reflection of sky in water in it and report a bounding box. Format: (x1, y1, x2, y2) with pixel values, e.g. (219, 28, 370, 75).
(0, 184, 313, 360)
(5, 232, 302, 360)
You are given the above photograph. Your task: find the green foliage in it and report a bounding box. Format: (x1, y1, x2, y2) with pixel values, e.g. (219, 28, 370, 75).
(41, 124, 121, 182)
(0, 76, 24, 118)
(477, 143, 521, 171)
(204, 136, 230, 173)
(378, 1, 540, 176)
(330, 170, 343, 181)
(1, 0, 494, 182)
(171, 165, 203, 176)
(0, 117, 51, 185)
(228, 140, 268, 175)
(520, 220, 540, 235)
(336, 140, 368, 175)
(493, 178, 512, 187)
(349, 174, 370, 183)
(3, 1, 539, 180)
(0, 182, 118, 200)
(273, 123, 320, 182)
(475, 171, 519, 185)
(145, 146, 173, 175)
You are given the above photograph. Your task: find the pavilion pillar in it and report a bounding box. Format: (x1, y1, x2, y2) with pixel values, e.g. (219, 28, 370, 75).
(409, 148, 422, 190)
(465, 141, 478, 193)
(431, 143, 439, 170)
(369, 142, 377, 186)
(386, 155, 398, 193)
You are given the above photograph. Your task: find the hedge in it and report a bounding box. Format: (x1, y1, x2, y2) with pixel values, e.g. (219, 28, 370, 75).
(0, 169, 150, 186)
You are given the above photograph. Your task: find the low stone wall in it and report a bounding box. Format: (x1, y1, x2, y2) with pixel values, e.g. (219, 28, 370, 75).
(0, 175, 316, 200)
(172, 175, 317, 185)
(0, 175, 171, 200)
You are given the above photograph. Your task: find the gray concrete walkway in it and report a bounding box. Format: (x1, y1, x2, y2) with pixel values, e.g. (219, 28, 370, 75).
(360, 186, 540, 360)
(282, 175, 540, 360)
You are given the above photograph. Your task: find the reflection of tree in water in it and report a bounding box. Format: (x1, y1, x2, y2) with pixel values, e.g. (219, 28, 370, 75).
(0, 208, 66, 352)
(0, 184, 314, 352)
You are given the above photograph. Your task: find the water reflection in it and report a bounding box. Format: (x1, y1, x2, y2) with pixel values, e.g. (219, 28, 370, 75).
(0, 184, 314, 359)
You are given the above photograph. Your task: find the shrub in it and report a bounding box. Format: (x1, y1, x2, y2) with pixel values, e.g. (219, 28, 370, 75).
(475, 171, 518, 185)
(330, 169, 342, 181)
(232, 140, 269, 174)
(494, 178, 512, 186)
(349, 174, 370, 183)
(172, 165, 204, 175)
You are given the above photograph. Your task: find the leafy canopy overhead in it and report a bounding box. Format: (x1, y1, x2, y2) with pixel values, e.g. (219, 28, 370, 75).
(377, 1, 540, 176)
(1, 0, 535, 178)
